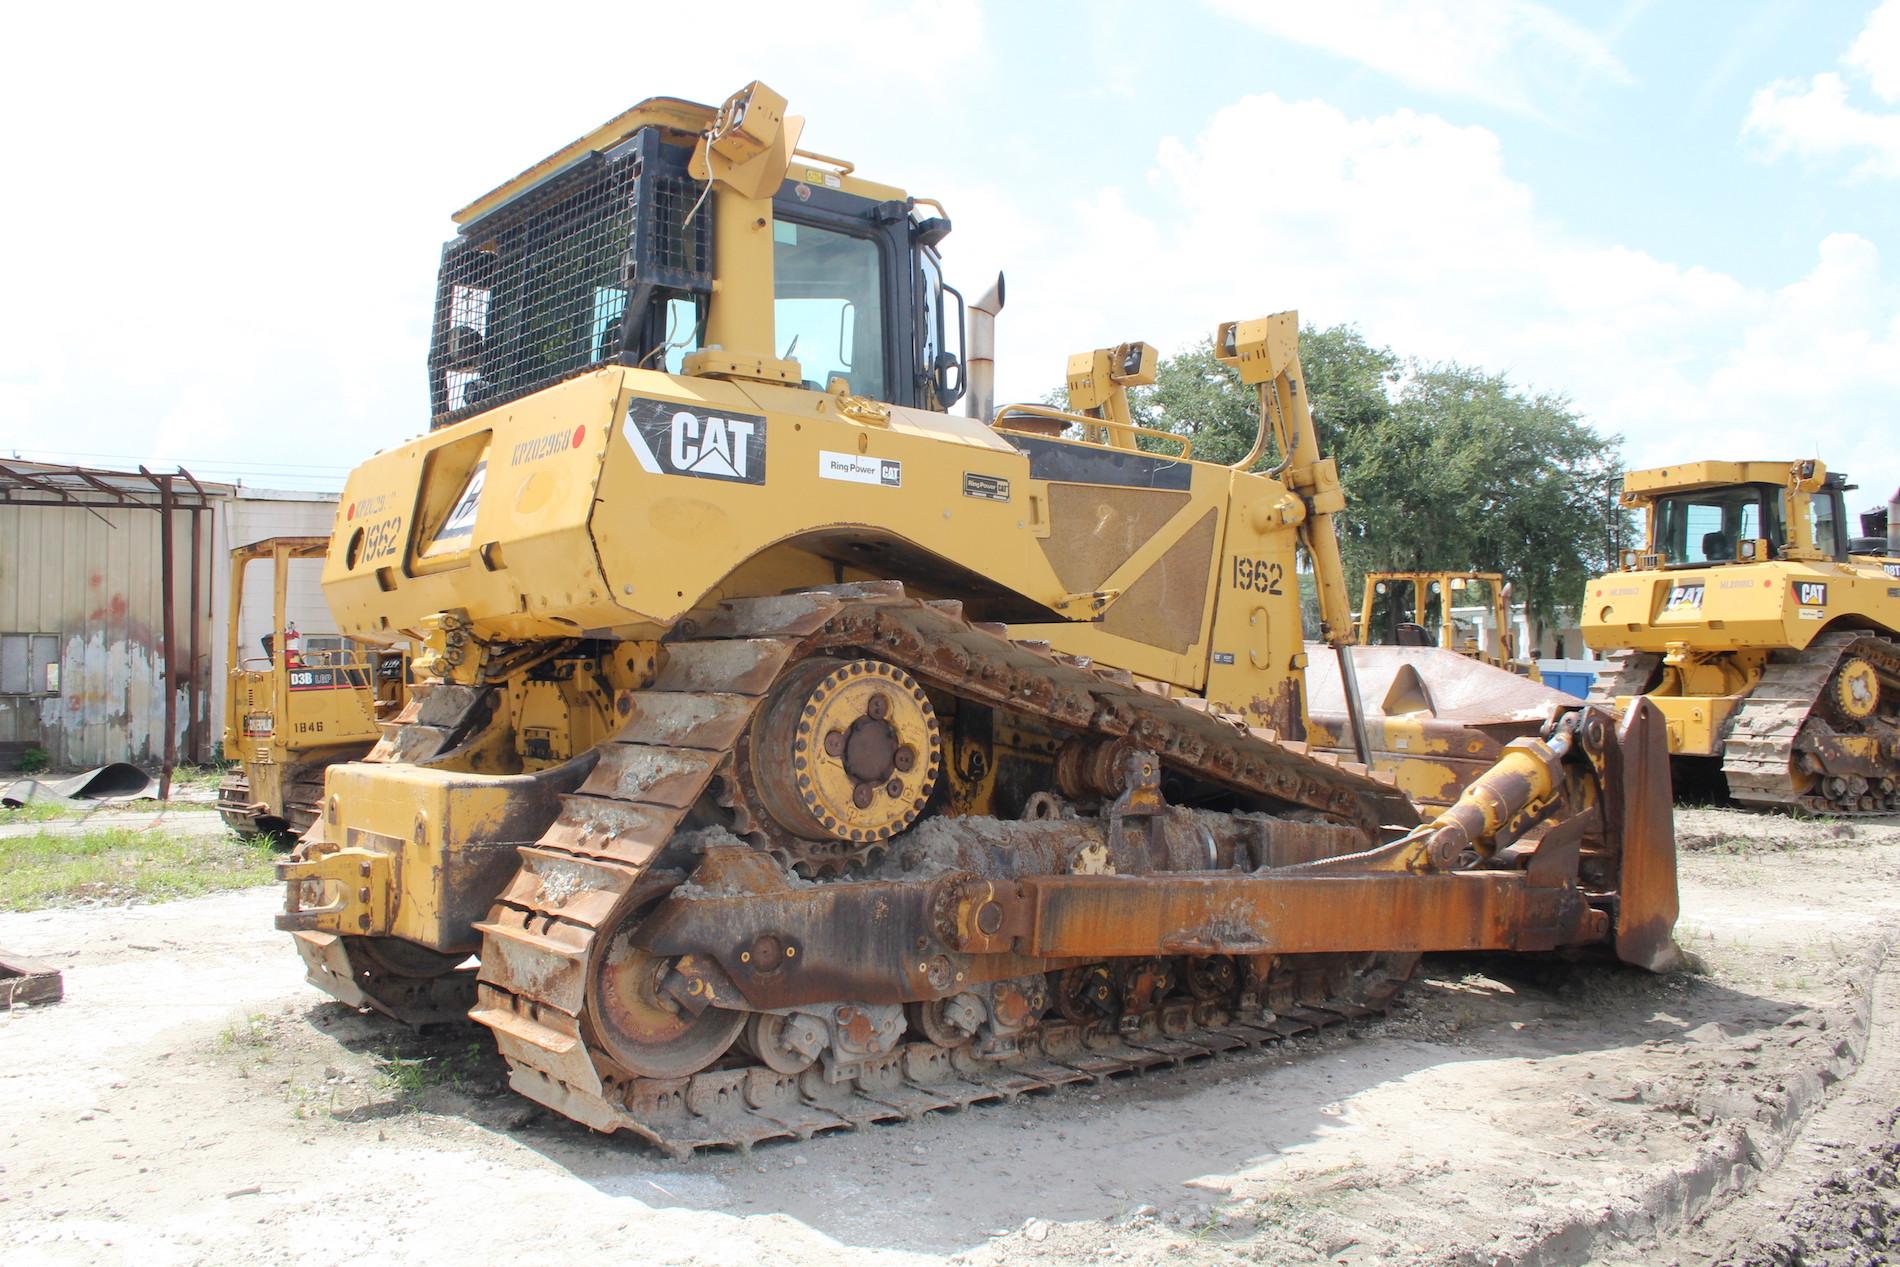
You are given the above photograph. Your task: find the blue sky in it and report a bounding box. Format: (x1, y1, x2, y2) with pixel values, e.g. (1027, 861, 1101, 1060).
(3, 0, 1896, 515)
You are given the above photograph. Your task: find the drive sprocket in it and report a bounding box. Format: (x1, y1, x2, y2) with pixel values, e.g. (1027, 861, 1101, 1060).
(736, 655, 944, 877)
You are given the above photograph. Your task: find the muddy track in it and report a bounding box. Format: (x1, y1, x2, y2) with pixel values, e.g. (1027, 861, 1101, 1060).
(1586, 651, 1663, 711)
(216, 768, 326, 839)
(337, 582, 1423, 1157)
(1668, 951, 1900, 1264)
(1723, 632, 1900, 815)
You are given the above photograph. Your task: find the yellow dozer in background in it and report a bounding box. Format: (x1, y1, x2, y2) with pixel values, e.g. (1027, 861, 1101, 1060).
(1582, 460, 1899, 814)
(276, 82, 1677, 1156)
(1354, 571, 1536, 674)
(217, 537, 408, 836)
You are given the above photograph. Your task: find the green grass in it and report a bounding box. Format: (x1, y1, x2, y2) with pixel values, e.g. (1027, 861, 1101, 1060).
(373, 1038, 494, 1096)
(0, 800, 73, 825)
(0, 827, 277, 911)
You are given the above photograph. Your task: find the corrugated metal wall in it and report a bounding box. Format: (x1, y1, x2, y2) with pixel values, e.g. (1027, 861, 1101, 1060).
(0, 503, 214, 768)
(0, 487, 346, 771)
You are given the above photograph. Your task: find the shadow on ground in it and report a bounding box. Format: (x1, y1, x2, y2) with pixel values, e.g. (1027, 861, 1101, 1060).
(288, 950, 1803, 1255)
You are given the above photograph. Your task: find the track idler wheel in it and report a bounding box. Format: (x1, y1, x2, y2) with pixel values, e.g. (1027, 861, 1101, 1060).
(748, 657, 943, 870)
(1831, 658, 1881, 721)
(1183, 955, 1239, 1001)
(589, 914, 743, 1079)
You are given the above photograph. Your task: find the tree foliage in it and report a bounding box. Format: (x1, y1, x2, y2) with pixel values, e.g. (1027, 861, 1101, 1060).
(1117, 326, 1626, 627)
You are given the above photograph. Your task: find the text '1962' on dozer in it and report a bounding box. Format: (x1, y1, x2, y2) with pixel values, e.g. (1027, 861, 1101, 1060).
(276, 82, 1680, 1157)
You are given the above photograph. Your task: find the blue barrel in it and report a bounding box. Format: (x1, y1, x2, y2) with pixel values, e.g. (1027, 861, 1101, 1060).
(1542, 670, 1595, 700)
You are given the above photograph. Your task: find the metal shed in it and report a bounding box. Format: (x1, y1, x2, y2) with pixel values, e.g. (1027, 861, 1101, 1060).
(0, 461, 345, 784)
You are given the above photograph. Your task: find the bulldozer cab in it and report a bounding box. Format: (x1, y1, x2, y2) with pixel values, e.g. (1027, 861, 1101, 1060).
(1357, 571, 1518, 667)
(427, 87, 959, 430)
(1620, 460, 1852, 568)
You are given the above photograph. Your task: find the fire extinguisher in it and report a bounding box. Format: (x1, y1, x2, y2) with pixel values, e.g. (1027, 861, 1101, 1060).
(283, 622, 302, 668)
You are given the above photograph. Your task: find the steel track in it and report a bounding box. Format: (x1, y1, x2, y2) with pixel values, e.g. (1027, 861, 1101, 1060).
(218, 768, 326, 838)
(1723, 632, 1900, 815)
(328, 583, 1421, 1156)
(1586, 651, 1663, 710)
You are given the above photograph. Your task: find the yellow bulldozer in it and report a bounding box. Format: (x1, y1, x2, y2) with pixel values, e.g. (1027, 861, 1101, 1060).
(217, 537, 408, 836)
(1582, 460, 1899, 814)
(1355, 570, 1532, 672)
(276, 82, 1678, 1155)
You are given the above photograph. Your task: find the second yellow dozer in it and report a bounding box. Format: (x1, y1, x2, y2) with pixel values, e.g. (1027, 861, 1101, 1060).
(278, 83, 1678, 1155)
(1583, 460, 1899, 814)
(216, 536, 409, 837)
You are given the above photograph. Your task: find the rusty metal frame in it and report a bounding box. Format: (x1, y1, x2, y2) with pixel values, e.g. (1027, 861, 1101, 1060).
(957, 870, 1597, 959)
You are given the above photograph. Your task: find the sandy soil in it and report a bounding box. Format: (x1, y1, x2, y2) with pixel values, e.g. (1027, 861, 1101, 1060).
(3, 809, 1900, 1267)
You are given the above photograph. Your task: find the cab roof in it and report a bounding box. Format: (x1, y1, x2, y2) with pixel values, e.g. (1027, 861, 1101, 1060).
(1621, 460, 1823, 499)
(453, 92, 908, 230)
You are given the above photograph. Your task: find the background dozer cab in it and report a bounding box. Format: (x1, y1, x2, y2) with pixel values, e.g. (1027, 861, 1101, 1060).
(217, 537, 408, 836)
(276, 81, 1678, 1155)
(1354, 570, 1535, 673)
(1582, 460, 1899, 814)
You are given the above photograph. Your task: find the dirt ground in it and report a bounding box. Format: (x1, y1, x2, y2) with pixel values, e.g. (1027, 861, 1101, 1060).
(4, 808, 1900, 1267)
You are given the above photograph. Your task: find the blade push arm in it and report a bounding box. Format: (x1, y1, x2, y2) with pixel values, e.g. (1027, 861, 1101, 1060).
(1214, 312, 1353, 644)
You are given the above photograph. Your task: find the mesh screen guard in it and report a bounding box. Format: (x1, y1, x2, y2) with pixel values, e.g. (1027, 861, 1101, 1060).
(426, 129, 711, 427)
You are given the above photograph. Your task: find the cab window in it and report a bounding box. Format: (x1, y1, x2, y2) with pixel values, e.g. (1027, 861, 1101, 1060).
(1654, 485, 1782, 564)
(1364, 579, 1419, 645)
(773, 220, 887, 401)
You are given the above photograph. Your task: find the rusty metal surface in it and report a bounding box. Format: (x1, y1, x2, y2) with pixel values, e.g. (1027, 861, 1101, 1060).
(1609, 698, 1681, 970)
(640, 860, 1588, 1001)
(327, 585, 1425, 1145)
(966, 872, 1589, 959)
(1304, 645, 1572, 806)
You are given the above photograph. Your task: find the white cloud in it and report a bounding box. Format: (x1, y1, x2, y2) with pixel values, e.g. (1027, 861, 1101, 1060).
(0, 0, 983, 482)
(1849, 0, 1900, 100)
(1206, 0, 1630, 117)
(1745, 0, 1900, 179)
(980, 92, 1899, 509)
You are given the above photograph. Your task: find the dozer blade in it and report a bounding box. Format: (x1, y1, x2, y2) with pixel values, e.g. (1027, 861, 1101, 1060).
(1304, 645, 1578, 806)
(1605, 697, 1679, 971)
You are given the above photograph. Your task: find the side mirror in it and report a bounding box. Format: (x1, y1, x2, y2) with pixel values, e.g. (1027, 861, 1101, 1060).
(934, 351, 964, 405)
(935, 283, 967, 407)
